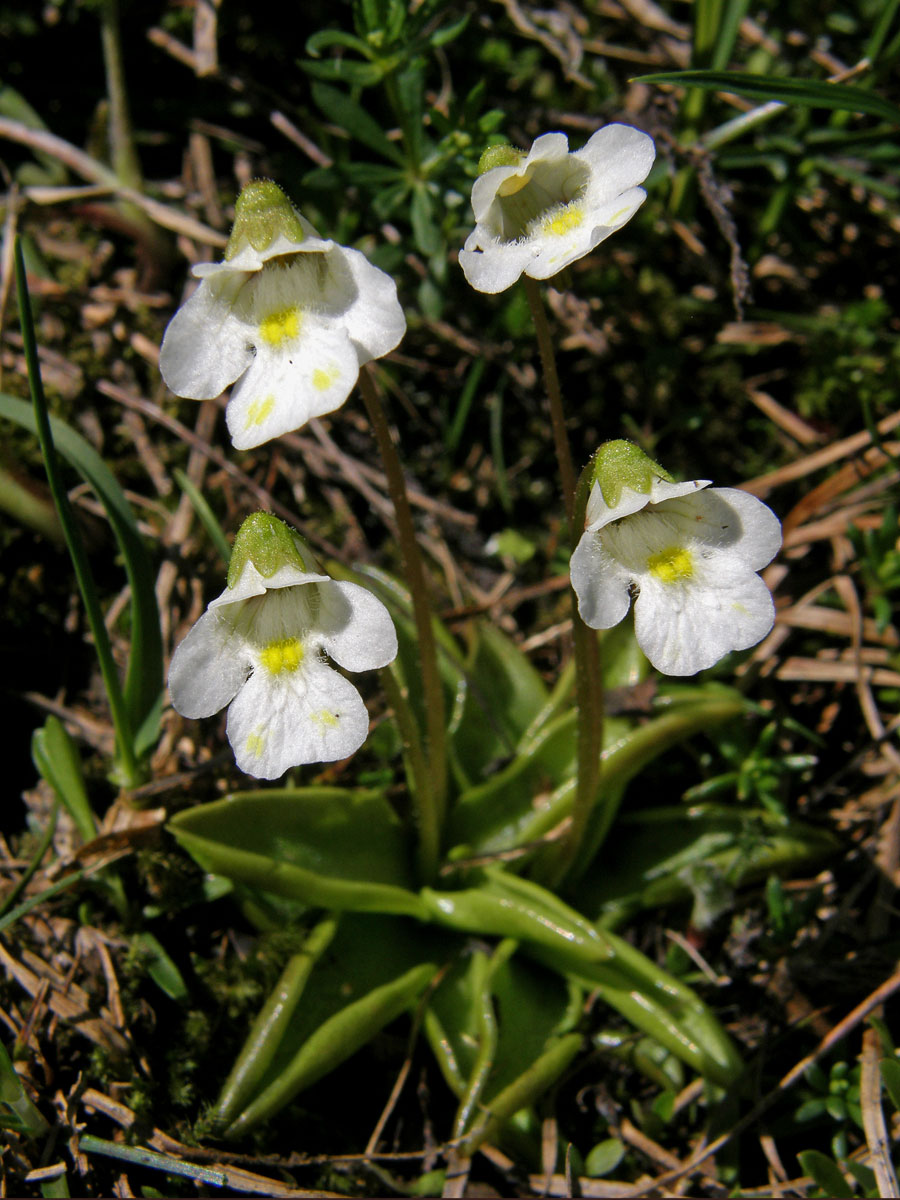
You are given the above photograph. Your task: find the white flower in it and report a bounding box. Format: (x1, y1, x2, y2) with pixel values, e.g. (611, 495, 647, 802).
(459, 125, 656, 294)
(168, 514, 398, 779)
(570, 476, 782, 676)
(159, 181, 406, 450)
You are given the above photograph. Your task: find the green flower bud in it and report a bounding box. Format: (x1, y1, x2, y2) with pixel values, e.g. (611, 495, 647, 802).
(225, 180, 308, 259)
(477, 144, 526, 175)
(227, 512, 312, 587)
(591, 440, 673, 508)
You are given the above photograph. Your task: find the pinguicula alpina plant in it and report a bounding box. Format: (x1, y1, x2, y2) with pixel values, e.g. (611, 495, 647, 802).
(14, 121, 831, 1176)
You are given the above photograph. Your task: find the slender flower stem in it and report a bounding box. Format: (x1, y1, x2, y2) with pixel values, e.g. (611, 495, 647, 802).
(522, 280, 604, 887)
(523, 276, 577, 525)
(359, 365, 447, 870)
(98, 0, 143, 191)
(15, 240, 139, 787)
(542, 461, 604, 887)
(379, 667, 439, 882)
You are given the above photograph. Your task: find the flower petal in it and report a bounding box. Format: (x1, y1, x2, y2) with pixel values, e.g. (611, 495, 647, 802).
(225, 323, 360, 450)
(701, 488, 783, 570)
(159, 276, 254, 400)
(634, 571, 775, 676)
(336, 246, 407, 364)
(210, 561, 329, 609)
(576, 124, 656, 204)
(226, 662, 370, 778)
(459, 239, 539, 294)
(168, 610, 250, 718)
(570, 531, 634, 630)
(586, 479, 710, 532)
(316, 581, 398, 671)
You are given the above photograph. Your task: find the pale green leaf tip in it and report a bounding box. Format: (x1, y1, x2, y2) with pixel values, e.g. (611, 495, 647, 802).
(592, 439, 673, 507)
(224, 180, 307, 259)
(477, 144, 526, 175)
(227, 512, 311, 588)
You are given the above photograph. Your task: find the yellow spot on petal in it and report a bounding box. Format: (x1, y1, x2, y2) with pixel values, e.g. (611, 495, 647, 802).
(313, 709, 340, 728)
(540, 204, 584, 237)
(312, 365, 340, 391)
(648, 546, 694, 584)
(245, 729, 266, 757)
(244, 394, 275, 429)
(497, 173, 530, 198)
(259, 305, 301, 347)
(259, 637, 304, 675)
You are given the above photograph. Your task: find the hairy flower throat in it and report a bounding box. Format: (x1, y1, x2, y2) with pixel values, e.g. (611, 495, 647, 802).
(647, 546, 694, 584)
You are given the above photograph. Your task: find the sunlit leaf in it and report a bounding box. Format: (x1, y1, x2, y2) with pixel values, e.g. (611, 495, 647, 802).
(168, 789, 427, 918)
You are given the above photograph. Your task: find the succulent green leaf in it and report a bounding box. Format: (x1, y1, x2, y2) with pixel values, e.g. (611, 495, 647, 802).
(449, 622, 549, 790)
(168, 789, 427, 918)
(579, 803, 837, 927)
(223, 915, 443, 1135)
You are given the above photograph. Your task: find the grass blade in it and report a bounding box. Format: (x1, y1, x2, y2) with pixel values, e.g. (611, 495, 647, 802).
(636, 70, 900, 125)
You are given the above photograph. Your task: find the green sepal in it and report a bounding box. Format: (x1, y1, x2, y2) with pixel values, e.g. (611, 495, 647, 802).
(227, 512, 313, 587)
(478, 144, 526, 173)
(224, 181, 308, 259)
(167, 789, 427, 918)
(591, 439, 674, 508)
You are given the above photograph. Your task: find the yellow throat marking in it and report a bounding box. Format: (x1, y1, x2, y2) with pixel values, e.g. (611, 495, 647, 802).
(259, 305, 301, 347)
(540, 204, 584, 237)
(648, 546, 694, 584)
(259, 637, 304, 675)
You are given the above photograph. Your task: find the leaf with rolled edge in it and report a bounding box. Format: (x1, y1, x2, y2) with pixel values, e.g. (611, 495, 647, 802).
(424, 939, 583, 1159)
(449, 688, 741, 859)
(0, 393, 163, 745)
(222, 914, 447, 1136)
(579, 804, 838, 928)
(448, 622, 549, 790)
(634, 70, 900, 125)
(423, 871, 742, 1086)
(168, 789, 428, 919)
